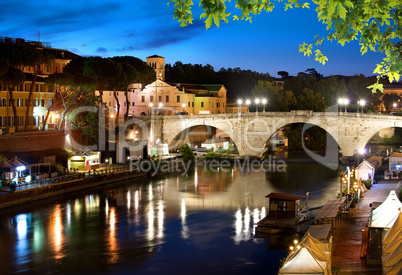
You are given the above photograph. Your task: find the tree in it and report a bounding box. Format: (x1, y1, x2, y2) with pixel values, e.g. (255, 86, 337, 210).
(45, 58, 97, 130)
(169, 0, 402, 84)
(112, 56, 154, 121)
(305, 68, 323, 80)
(277, 71, 289, 79)
(294, 88, 327, 111)
(312, 76, 347, 106)
(180, 143, 195, 163)
(382, 93, 401, 111)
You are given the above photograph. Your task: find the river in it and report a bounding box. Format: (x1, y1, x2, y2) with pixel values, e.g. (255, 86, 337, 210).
(0, 152, 342, 275)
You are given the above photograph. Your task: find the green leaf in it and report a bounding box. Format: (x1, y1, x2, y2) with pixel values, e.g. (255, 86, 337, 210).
(336, 3, 346, 19)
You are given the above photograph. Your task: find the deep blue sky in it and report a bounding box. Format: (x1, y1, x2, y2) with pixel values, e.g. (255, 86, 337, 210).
(1, 0, 384, 77)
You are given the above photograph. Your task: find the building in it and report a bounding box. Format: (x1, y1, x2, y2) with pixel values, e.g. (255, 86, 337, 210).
(0, 36, 79, 133)
(385, 152, 402, 179)
(97, 55, 229, 118)
(146, 55, 165, 81)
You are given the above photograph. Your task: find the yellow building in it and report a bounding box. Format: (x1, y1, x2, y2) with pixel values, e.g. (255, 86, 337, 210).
(0, 37, 79, 133)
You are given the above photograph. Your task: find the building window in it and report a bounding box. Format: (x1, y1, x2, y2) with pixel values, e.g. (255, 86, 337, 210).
(17, 98, 23, 107)
(158, 96, 162, 102)
(0, 116, 6, 126)
(9, 116, 14, 126)
(166, 95, 169, 103)
(41, 99, 45, 107)
(33, 116, 37, 126)
(212, 103, 214, 108)
(192, 102, 194, 107)
(109, 102, 111, 107)
(34, 99, 39, 107)
(0, 98, 6, 107)
(188, 102, 190, 107)
(177, 96, 180, 103)
(141, 96, 145, 102)
(49, 98, 53, 106)
(18, 116, 23, 126)
(201, 102, 204, 108)
(9, 99, 14, 107)
(150, 95, 154, 103)
(132, 102, 135, 106)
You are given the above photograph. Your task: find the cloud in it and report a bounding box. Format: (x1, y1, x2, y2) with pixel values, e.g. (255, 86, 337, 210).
(96, 47, 108, 53)
(116, 19, 205, 52)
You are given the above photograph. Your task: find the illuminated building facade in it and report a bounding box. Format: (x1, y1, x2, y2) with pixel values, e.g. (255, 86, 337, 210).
(0, 36, 79, 133)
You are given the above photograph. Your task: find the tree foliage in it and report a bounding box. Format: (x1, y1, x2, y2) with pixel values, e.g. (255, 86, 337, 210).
(166, 62, 272, 100)
(168, 0, 402, 84)
(180, 143, 195, 163)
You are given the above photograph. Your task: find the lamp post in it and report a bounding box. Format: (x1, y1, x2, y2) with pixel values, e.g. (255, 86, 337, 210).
(338, 98, 344, 112)
(344, 98, 349, 113)
(338, 98, 349, 113)
(158, 102, 163, 115)
(261, 98, 267, 112)
(245, 99, 251, 112)
(358, 100, 365, 114)
(237, 99, 243, 114)
(255, 98, 260, 115)
(149, 103, 153, 116)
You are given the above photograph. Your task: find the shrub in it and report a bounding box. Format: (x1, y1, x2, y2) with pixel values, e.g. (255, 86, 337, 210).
(180, 144, 195, 163)
(204, 151, 222, 161)
(362, 180, 372, 190)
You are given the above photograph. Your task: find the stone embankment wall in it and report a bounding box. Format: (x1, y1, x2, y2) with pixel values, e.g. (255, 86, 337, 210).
(0, 130, 65, 152)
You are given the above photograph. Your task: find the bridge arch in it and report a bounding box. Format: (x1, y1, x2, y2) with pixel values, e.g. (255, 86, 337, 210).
(167, 124, 239, 153)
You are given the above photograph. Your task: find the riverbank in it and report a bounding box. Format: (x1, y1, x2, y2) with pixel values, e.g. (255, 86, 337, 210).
(332, 179, 400, 274)
(0, 170, 147, 210)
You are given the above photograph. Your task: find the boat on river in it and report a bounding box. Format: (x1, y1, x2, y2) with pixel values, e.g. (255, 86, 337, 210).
(255, 192, 313, 235)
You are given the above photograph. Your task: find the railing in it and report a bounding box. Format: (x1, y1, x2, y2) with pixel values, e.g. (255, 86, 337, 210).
(0, 36, 51, 48)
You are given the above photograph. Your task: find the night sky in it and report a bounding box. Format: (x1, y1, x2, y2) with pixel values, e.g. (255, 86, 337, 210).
(1, 0, 384, 77)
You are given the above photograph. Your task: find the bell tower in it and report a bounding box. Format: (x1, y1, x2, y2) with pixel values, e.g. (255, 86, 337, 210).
(146, 55, 165, 81)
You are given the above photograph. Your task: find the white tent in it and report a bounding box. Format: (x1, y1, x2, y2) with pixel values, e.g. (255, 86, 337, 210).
(279, 233, 331, 275)
(370, 190, 402, 228)
(383, 240, 402, 275)
(279, 247, 328, 274)
(383, 212, 402, 258)
(356, 160, 375, 181)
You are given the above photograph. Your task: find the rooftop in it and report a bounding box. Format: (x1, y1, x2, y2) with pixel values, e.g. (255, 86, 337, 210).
(265, 192, 304, 201)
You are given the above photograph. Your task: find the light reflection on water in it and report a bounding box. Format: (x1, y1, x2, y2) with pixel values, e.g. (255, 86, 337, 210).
(0, 155, 340, 274)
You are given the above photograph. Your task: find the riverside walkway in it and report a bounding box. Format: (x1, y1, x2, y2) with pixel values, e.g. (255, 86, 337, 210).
(0, 165, 147, 209)
(332, 179, 400, 274)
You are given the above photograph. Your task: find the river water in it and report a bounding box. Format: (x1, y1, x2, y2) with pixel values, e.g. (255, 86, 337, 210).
(0, 152, 342, 275)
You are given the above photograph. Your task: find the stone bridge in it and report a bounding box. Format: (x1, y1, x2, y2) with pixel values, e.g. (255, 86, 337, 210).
(146, 110, 402, 159)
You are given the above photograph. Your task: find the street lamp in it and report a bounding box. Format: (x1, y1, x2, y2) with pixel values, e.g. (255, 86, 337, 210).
(338, 98, 349, 113)
(245, 99, 251, 112)
(158, 102, 163, 116)
(149, 103, 153, 115)
(255, 98, 260, 115)
(358, 100, 365, 114)
(393, 103, 397, 114)
(337, 98, 344, 112)
(261, 98, 267, 112)
(237, 99, 243, 113)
